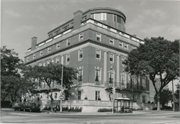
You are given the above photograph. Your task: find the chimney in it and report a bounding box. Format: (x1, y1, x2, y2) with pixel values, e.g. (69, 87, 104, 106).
(73, 10, 83, 30)
(31, 37, 37, 50)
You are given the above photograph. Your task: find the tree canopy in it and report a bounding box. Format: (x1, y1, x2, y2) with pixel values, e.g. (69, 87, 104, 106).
(1, 46, 36, 103)
(24, 63, 77, 111)
(123, 37, 179, 110)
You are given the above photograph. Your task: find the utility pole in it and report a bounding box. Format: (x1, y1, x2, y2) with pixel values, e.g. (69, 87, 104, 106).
(60, 64, 63, 112)
(172, 80, 175, 111)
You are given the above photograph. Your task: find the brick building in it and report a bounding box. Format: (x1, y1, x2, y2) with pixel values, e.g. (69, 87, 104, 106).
(24, 7, 150, 112)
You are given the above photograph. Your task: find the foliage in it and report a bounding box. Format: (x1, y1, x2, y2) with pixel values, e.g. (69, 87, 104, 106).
(123, 37, 179, 110)
(24, 63, 77, 111)
(154, 89, 172, 107)
(1, 46, 35, 103)
(98, 108, 112, 112)
(174, 84, 179, 100)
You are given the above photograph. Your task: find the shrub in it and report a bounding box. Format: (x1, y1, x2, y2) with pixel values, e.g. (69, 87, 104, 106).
(98, 108, 112, 112)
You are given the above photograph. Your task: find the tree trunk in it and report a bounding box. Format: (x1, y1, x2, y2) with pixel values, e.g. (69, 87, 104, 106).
(157, 94, 160, 111)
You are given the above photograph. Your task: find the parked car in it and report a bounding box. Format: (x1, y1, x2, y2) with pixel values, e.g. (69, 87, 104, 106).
(24, 103, 40, 112)
(13, 102, 25, 111)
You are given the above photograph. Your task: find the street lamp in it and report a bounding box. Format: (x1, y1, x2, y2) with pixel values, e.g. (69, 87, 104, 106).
(59, 64, 64, 112)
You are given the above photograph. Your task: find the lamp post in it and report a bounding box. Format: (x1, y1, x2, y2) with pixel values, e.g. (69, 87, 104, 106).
(60, 64, 63, 112)
(172, 80, 175, 111)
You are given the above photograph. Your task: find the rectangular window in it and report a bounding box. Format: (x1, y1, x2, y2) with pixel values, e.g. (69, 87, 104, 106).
(55, 93, 57, 99)
(78, 49, 83, 61)
(56, 57, 59, 63)
(95, 91, 100, 100)
(113, 14, 117, 22)
(56, 43, 60, 49)
(109, 38, 114, 45)
(39, 63, 42, 66)
(78, 91, 81, 100)
(117, 16, 121, 23)
(79, 33, 84, 41)
(119, 41, 123, 48)
(66, 39, 71, 46)
(40, 51, 43, 56)
(47, 47, 51, 53)
(109, 54, 114, 63)
(96, 33, 101, 41)
(96, 49, 101, 61)
(33, 54, 36, 59)
(95, 68, 101, 83)
(66, 54, 70, 65)
(77, 67, 83, 82)
(124, 43, 128, 50)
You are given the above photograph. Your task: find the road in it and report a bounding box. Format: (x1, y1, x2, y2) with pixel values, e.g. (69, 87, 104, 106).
(1, 109, 180, 124)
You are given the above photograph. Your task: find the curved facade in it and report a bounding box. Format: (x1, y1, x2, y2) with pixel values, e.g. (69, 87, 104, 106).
(83, 7, 126, 32)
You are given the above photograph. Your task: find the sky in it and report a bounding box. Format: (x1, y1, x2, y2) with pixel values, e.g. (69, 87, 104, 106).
(2, 0, 180, 60)
(1, 0, 179, 90)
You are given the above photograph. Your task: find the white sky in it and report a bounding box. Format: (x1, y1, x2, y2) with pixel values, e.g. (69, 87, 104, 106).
(1, 0, 180, 60)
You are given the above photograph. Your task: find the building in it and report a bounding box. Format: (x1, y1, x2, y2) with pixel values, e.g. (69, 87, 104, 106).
(24, 7, 150, 112)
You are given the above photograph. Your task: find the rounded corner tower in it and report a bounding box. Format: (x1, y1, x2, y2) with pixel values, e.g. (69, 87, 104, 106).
(83, 7, 126, 32)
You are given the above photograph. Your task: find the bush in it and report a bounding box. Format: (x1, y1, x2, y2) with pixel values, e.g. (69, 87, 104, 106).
(98, 108, 112, 112)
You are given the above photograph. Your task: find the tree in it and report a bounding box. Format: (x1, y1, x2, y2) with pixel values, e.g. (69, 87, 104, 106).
(123, 37, 179, 111)
(154, 89, 172, 108)
(174, 84, 179, 103)
(1, 46, 35, 104)
(25, 63, 77, 111)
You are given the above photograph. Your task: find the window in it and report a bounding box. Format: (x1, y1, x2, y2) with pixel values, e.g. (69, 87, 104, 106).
(77, 66, 83, 82)
(56, 43, 60, 49)
(133, 95, 137, 102)
(54, 93, 57, 99)
(96, 49, 101, 61)
(56, 57, 59, 63)
(117, 16, 121, 23)
(96, 33, 101, 41)
(47, 60, 50, 65)
(109, 38, 114, 45)
(39, 63, 42, 66)
(119, 41, 123, 48)
(95, 91, 100, 100)
(66, 54, 70, 65)
(113, 14, 117, 22)
(47, 47, 51, 53)
(33, 54, 36, 59)
(92, 13, 107, 20)
(79, 33, 84, 41)
(78, 91, 81, 100)
(51, 59, 54, 63)
(78, 49, 83, 61)
(121, 72, 127, 87)
(109, 54, 114, 63)
(124, 43, 128, 50)
(40, 51, 43, 56)
(109, 68, 114, 84)
(66, 39, 71, 46)
(95, 67, 101, 83)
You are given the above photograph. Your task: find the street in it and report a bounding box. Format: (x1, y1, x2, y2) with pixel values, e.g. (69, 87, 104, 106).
(1, 109, 180, 124)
